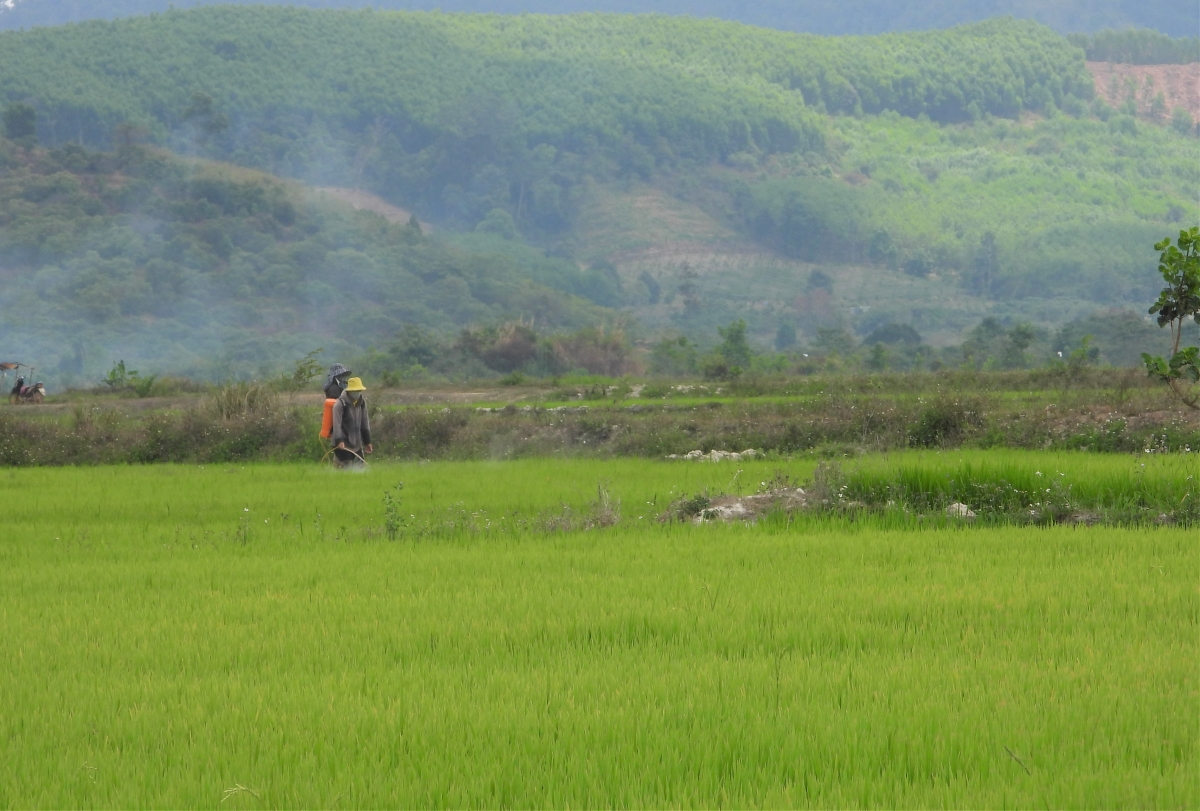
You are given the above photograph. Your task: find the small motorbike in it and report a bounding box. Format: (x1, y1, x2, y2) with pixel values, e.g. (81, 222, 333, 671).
(8, 377, 45, 405)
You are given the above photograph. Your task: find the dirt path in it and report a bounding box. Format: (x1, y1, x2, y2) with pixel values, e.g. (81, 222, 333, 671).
(314, 187, 431, 232)
(1087, 61, 1199, 121)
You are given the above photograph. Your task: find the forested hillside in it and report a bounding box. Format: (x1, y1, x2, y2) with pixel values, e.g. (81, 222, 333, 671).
(1, 7, 1197, 382)
(0, 7, 1092, 237)
(2, 0, 1196, 36)
(1069, 28, 1200, 64)
(0, 137, 617, 382)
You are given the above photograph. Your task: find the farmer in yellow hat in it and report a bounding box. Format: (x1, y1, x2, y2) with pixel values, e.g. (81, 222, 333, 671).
(331, 377, 373, 467)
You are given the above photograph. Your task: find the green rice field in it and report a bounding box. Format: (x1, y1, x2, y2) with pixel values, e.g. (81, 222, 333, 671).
(1, 453, 1196, 807)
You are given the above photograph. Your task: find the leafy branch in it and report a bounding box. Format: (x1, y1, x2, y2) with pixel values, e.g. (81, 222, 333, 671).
(103, 359, 157, 398)
(277, 348, 324, 392)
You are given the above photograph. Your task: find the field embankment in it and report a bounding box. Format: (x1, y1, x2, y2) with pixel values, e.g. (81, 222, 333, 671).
(3, 372, 1198, 474)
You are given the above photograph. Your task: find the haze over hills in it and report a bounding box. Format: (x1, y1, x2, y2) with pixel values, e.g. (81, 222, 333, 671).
(1, 0, 1197, 36)
(0, 138, 624, 382)
(0, 6, 1197, 384)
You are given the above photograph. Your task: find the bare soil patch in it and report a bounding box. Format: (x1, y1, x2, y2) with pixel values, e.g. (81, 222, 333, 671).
(1087, 62, 1199, 121)
(314, 187, 430, 232)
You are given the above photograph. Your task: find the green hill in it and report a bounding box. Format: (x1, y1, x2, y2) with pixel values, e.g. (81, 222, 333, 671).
(1, 7, 1197, 379)
(0, 138, 615, 383)
(600, 109, 1196, 349)
(0, 9, 1096, 237)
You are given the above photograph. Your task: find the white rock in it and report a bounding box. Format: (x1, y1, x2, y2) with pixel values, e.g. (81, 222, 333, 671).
(946, 502, 976, 520)
(693, 502, 751, 523)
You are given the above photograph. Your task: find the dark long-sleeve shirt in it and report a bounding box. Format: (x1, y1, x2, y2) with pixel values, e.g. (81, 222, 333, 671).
(331, 393, 371, 449)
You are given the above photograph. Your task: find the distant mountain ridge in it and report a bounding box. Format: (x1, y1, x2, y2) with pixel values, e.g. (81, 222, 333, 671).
(1, 0, 1197, 36)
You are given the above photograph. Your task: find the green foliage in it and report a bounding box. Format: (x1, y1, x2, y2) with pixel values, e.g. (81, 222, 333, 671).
(0, 8, 1091, 238)
(1171, 107, 1196, 137)
(359, 320, 636, 380)
(736, 177, 865, 262)
(382, 480, 404, 541)
(1148, 228, 1200, 331)
(698, 98, 1200, 342)
(699, 356, 735, 382)
(1068, 28, 1200, 64)
(2, 102, 36, 142)
(475, 208, 518, 240)
(814, 327, 857, 356)
(1068, 334, 1099, 368)
(102, 358, 157, 396)
(789, 113, 1200, 304)
(773, 322, 796, 350)
(279, 349, 325, 392)
(907, 398, 982, 447)
(837, 453, 1197, 522)
(865, 342, 889, 371)
(715, 319, 752, 369)
(648, 335, 698, 377)
(1144, 346, 1200, 385)
(967, 320, 1044, 370)
(102, 359, 135, 391)
(1142, 228, 1200, 407)
(1054, 311, 1170, 367)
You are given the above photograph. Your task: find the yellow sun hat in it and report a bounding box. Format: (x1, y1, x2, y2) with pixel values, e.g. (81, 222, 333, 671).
(344, 377, 366, 392)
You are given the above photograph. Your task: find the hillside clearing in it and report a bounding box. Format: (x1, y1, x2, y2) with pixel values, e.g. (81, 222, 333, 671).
(1088, 60, 1200, 120)
(314, 187, 431, 232)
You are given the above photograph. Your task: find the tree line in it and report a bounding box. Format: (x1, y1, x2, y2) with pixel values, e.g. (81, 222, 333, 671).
(1068, 28, 1199, 64)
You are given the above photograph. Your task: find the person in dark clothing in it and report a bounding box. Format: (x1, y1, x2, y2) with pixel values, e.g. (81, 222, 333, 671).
(331, 377, 372, 466)
(324, 363, 353, 400)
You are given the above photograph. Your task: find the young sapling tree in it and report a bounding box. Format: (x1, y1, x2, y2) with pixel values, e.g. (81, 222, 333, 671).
(1142, 228, 1200, 409)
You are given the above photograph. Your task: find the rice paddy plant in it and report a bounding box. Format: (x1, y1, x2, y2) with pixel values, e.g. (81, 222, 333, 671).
(837, 449, 1198, 523)
(0, 457, 1195, 807)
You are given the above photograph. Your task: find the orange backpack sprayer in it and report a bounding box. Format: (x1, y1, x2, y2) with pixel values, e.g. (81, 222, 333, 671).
(320, 398, 336, 439)
(319, 363, 352, 440)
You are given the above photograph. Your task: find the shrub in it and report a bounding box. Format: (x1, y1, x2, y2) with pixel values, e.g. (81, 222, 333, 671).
(909, 398, 984, 447)
(208, 382, 277, 420)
